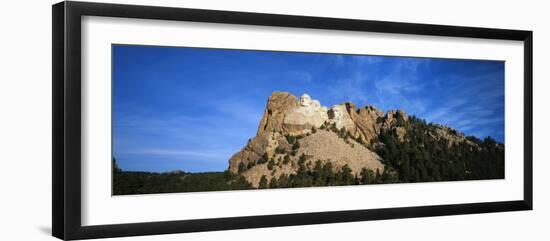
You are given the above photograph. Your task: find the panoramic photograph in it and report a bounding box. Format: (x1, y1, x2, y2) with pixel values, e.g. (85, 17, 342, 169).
(112, 45, 505, 195)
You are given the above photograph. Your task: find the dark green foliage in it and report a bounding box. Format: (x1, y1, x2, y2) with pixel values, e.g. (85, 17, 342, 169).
(380, 168, 398, 183)
(269, 177, 279, 188)
(339, 164, 354, 185)
(329, 123, 338, 133)
(257, 153, 269, 164)
(275, 146, 286, 154)
(259, 175, 268, 189)
(283, 154, 291, 165)
(360, 168, 375, 184)
(238, 162, 247, 174)
(267, 159, 275, 170)
(298, 153, 307, 165)
(231, 175, 253, 190)
(355, 136, 365, 145)
(339, 127, 347, 139)
(394, 111, 406, 127)
(375, 115, 504, 183)
(113, 170, 252, 195)
(285, 134, 302, 154)
(112, 158, 121, 173)
(322, 124, 356, 147)
(277, 174, 289, 187)
(374, 169, 382, 183)
(285, 135, 296, 144)
(270, 160, 379, 188)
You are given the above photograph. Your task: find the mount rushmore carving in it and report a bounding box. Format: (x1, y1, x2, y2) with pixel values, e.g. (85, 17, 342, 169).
(228, 92, 395, 187)
(225, 91, 503, 188)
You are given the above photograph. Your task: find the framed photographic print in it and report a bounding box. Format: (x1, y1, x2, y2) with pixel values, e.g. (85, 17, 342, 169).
(52, 1, 533, 240)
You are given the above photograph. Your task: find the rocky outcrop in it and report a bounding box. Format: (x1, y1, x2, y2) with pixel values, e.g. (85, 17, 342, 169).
(329, 104, 357, 132)
(228, 92, 471, 187)
(429, 124, 473, 147)
(227, 134, 268, 174)
(228, 92, 300, 173)
(257, 92, 299, 135)
(380, 110, 409, 141)
(346, 104, 383, 145)
(239, 129, 384, 187)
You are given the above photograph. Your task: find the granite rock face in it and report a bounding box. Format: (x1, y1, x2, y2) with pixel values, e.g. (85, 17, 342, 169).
(229, 92, 382, 186)
(284, 93, 329, 135)
(227, 92, 469, 187)
(256, 92, 299, 136)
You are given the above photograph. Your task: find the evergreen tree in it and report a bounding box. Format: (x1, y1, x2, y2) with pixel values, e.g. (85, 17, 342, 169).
(267, 159, 275, 170)
(292, 141, 300, 150)
(283, 154, 291, 165)
(340, 164, 354, 185)
(269, 177, 278, 188)
(238, 162, 247, 174)
(113, 158, 121, 173)
(259, 175, 268, 189)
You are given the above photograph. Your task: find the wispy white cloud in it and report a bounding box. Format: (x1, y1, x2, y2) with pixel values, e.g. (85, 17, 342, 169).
(374, 76, 422, 95)
(322, 56, 431, 116)
(121, 148, 235, 160)
(369, 58, 430, 115)
(420, 70, 504, 139)
(424, 99, 468, 121)
(208, 99, 264, 126)
(113, 98, 262, 170)
(327, 71, 371, 106)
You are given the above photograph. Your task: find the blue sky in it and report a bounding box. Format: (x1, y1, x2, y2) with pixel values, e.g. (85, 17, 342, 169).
(113, 45, 504, 173)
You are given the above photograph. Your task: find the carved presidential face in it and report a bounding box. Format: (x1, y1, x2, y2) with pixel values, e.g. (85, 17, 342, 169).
(329, 106, 343, 120)
(300, 94, 312, 107)
(311, 100, 321, 109)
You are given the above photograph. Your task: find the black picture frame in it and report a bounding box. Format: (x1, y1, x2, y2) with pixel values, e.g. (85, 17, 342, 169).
(52, 1, 533, 240)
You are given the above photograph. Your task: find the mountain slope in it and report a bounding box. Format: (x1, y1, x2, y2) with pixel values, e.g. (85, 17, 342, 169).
(228, 92, 504, 187)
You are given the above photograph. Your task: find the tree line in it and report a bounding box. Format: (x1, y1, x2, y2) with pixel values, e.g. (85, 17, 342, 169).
(374, 115, 504, 183)
(112, 158, 251, 195)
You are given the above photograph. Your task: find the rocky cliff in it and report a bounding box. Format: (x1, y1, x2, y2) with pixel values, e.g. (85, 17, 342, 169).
(228, 92, 485, 187)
